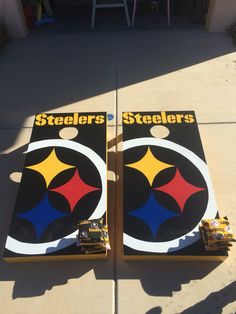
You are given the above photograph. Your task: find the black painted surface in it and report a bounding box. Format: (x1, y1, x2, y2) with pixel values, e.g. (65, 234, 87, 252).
(4, 112, 107, 260)
(123, 111, 226, 258)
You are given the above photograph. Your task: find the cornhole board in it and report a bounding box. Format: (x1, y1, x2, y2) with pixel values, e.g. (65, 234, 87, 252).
(4, 112, 107, 262)
(122, 111, 227, 261)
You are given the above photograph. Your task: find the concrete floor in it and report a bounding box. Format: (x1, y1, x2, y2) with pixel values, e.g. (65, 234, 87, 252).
(0, 26, 236, 314)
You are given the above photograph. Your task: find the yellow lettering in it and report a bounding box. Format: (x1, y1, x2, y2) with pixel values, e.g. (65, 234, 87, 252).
(35, 113, 47, 126)
(152, 115, 162, 124)
(123, 112, 135, 124)
(73, 113, 79, 125)
(184, 114, 195, 123)
(176, 114, 184, 123)
(64, 116, 73, 125)
(87, 115, 96, 124)
(135, 114, 143, 124)
(78, 116, 87, 124)
(95, 115, 105, 124)
(161, 111, 167, 124)
(167, 115, 177, 123)
(143, 115, 152, 124)
(47, 115, 54, 126)
(123, 112, 195, 125)
(54, 117, 63, 125)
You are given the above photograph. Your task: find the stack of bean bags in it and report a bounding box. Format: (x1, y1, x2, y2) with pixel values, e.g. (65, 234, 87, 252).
(77, 218, 111, 254)
(199, 217, 235, 251)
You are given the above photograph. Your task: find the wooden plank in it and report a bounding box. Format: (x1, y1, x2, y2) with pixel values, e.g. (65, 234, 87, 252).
(4, 112, 107, 262)
(122, 111, 228, 260)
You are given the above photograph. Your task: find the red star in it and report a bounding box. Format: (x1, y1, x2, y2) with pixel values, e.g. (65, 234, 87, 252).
(154, 168, 205, 212)
(50, 169, 100, 212)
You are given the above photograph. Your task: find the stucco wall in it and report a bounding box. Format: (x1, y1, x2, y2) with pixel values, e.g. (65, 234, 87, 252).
(207, 0, 236, 31)
(0, 0, 28, 38)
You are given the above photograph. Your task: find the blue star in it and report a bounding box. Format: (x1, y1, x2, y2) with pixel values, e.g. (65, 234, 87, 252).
(17, 194, 68, 239)
(129, 191, 179, 238)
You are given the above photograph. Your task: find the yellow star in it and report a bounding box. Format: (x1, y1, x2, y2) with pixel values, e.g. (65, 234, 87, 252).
(126, 147, 174, 186)
(26, 149, 75, 187)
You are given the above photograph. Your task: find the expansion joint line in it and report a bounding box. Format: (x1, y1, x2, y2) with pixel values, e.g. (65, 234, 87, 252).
(114, 31, 119, 314)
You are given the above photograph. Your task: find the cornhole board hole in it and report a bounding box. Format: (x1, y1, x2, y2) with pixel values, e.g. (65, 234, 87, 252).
(122, 111, 227, 261)
(4, 112, 107, 262)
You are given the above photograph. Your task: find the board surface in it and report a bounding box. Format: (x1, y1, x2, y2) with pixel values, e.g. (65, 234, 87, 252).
(4, 112, 107, 262)
(122, 111, 227, 260)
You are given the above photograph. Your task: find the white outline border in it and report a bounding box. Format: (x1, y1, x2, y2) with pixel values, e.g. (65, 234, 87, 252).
(6, 139, 106, 255)
(123, 137, 217, 253)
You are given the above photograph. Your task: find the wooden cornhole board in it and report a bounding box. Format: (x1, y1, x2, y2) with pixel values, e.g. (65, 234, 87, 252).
(4, 112, 107, 262)
(122, 111, 227, 261)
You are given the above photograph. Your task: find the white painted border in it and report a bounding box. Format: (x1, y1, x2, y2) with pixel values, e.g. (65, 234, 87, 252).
(123, 137, 217, 253)
(6, 139, 106, 255)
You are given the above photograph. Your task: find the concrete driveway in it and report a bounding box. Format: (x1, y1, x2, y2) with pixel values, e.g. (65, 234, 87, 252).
(0, 27, 236, 314)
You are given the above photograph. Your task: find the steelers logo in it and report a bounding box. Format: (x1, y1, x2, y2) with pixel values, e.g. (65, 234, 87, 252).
(81, 231, 88, 238)
(123, 137, 217, 253)
(91, 222, 99, 229)
(6, 139, 106, 255)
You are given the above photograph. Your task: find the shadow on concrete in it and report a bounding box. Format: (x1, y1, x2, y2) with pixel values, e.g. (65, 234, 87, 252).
(114, 134, 223, 297)
(0, 131, 225, 299)
(0, 145, 28, 255)
(146, 306, 163, 314)
(0, 131, 229, 301)
(117, 259, 221, 297)
(33, 1, 207, 34)
(0, 258, 113, 299)
(0, 27, 235, 300)
(0, 29, 235, 149)
(145, 285, 236, 314)
(0, 145, 116, 299)
(179, 281, 236, 314)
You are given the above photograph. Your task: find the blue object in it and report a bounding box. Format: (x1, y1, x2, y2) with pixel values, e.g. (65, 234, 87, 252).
(129, 191, 179, 238)
(107, 114, 114, 121)
(17, 194, 67, 239)
(35, 17, 55, 27)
